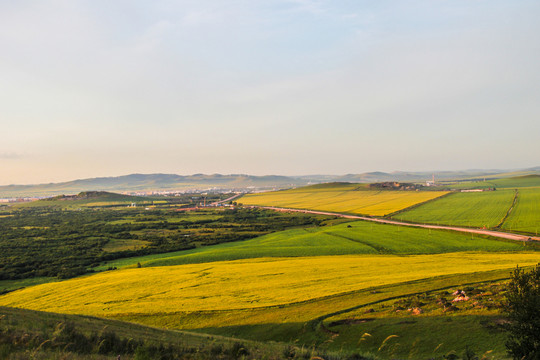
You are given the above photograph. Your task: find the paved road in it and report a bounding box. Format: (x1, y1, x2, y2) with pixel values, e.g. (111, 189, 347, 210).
(211, 193, 243, 205)
(253, 206, 540, 242)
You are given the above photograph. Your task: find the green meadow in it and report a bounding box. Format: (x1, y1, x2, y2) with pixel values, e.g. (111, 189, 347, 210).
(395, 190, 515, 228)
(2, 180, 540, 359)
(501, 187, 540, 234)
(445, 174, 540, 190)
(93, 219, 529, 269)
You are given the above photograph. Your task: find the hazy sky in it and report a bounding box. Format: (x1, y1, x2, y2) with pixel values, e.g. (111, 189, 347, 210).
(1, 0, 539, 185)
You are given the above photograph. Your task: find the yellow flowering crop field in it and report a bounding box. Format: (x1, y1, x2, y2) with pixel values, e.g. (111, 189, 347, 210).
(1, 253, 538, 319)
(239, 186, 448, 216)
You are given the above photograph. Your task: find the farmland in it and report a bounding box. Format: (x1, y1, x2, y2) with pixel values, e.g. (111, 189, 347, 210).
(2, 253, 539, 318)
(0, 206, 332, 283)
(445, 174, 540, 190)
(131, 220, 526, 268)
(501, 187, 540, 234)
(1, 182, 540, 359)
(396, 189, 515, 228)
(240, 184, 448, 216)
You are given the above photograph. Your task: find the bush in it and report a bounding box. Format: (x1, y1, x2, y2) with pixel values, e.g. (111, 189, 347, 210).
(134, 345, 153, 360)
(228, 342, 250, 359)
(504, 264, 540, 359)
(282, 345, 297, 359)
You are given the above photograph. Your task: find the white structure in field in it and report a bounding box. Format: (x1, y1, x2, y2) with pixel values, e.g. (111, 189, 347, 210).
(426, 174, 436, 186)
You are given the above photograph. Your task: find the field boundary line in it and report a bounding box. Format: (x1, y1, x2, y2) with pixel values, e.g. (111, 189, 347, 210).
(250, 206, 540, 242)
(109, 268, 520, 319)
(494, 189, 519, 230)
(385, 191, 456, 218)
(306, 275, 513, 332)
(324, 231, 390, 254)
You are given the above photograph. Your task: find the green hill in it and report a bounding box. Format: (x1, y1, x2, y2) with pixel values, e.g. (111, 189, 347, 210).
(15, 191, 150, 209)
(94, 219, 528, 270)
(0, 173, 309, 198)
(448, 174, 540, 190)
(0, 306, 301, 359)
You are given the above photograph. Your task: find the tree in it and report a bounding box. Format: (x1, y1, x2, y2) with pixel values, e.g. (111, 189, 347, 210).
(504, 263, 540, 359)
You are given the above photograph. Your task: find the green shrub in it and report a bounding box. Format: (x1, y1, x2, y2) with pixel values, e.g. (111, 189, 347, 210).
(504, 264, 540, 359)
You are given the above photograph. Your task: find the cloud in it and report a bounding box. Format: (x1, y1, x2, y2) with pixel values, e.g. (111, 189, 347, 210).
(133, 20, 176, 53)
(0, 152, 23, 159)
(285, 0, 327, 14)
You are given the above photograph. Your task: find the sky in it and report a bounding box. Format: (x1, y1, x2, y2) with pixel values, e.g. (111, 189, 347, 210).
(1, 0, 539, 185)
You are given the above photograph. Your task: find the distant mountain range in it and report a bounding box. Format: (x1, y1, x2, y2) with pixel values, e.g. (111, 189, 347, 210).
(1, 167, 539, 198)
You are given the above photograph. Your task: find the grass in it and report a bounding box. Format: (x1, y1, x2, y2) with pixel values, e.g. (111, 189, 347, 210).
(444, 174, 540, 190)
(0, 277, 57, 293)
(200, 315, 508, 359)
(240, 184, 448, 216)
(395, 190, 515, 228)
(2, 266, 525, 359)
(322, 315, 508, 359)
(115, 268, 518, 331)
(134, 220, 527, 268)
(501, 187, 540, 234)
(0, 306, 308, 360)
(14, 191, 152, 209)
(172, 270, 519, 359)
(2, 253, 539, 318)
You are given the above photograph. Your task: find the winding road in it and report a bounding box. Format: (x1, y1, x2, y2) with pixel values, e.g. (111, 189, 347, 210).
(252, 206, 540, 242)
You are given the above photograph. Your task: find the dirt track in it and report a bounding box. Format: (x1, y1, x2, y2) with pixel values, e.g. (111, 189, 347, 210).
(254, 206, 540, 242)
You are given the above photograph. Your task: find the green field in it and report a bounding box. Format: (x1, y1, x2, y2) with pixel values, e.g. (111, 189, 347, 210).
(2, 264, 534, 359)
(445, 174, 540, 190)
(501, 187, 540, 234)
(191, 271, 516, 359)
(0, 306, 309, 360)
(126, 220, 526, 268)
(396, 189, 515, 228)
(14, 191, 152, 209)
(2, 182, 540, 359)
(240, 184, 448, 216)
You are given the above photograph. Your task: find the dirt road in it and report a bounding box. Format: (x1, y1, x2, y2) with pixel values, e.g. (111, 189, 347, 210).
(253, 206, 540, 242)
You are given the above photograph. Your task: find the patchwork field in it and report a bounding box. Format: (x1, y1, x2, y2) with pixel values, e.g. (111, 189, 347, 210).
(396, 189, 515, 228)
(2, 180, 539, 359)
(447, 174, 540, 190)
(123, 220, 526, 268)
(240, 184, 448, 216)
(501, 187, 540, 234)
(2, 253, 539, 319)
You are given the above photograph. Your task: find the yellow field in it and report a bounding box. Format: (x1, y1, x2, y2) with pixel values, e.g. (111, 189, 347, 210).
(240, 187, 448, 216)
(1, 253, 538, 318)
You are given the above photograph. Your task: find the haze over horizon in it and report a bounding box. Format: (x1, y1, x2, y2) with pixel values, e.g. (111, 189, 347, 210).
(2, 1, 539, 185)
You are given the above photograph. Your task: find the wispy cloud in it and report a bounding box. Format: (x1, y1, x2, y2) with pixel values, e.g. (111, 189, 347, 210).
(0, 152, 23, 159)
(285, 0, 327, 14)
(133, 20, 175, 53)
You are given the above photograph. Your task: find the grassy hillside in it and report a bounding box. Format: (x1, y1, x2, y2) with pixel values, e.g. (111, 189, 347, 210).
(0, 306, 309, 360)
(3, 176, 539, 360)
(2, 268, 525, 359)
(395, 189, 515, 228)
(447, 174, 540, 190)
(15, 191, 151, 209)
(121, 220, 527, 268)
(240, 185, 448, 216)
(0, 173, 309, 198)
(501, 187, 540, 234)
(2, 253, 539, 318)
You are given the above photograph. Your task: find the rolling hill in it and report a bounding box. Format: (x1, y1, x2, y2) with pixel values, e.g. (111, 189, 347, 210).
(2, 167, 540, 198)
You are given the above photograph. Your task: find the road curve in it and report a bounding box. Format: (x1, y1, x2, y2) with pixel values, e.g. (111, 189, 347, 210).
(211, 193, 243, 206)
(252, 206, 540, 242)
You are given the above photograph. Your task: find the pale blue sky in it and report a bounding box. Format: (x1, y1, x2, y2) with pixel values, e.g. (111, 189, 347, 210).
(1, 0, 539, 184)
